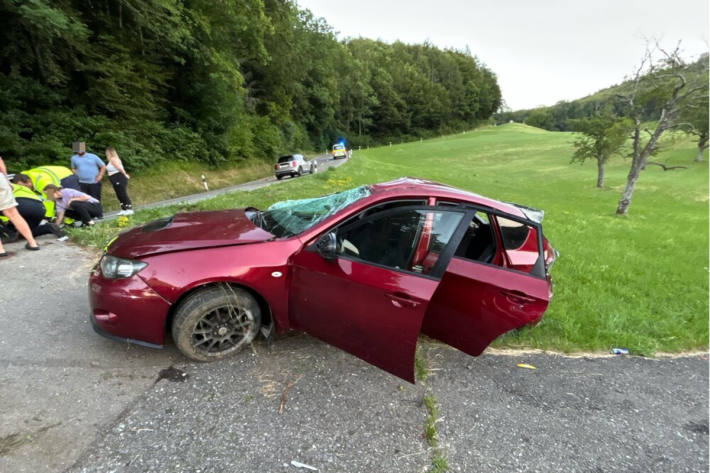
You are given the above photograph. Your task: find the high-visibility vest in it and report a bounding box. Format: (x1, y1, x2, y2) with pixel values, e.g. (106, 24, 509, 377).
(37, 165, 74, 180)
(23, 167, 62, 193)
(11, 183, 43, 202)
(0, 183, 47, 224)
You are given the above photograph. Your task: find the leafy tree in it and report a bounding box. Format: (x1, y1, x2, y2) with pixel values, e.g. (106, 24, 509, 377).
(570, 114, 630, 187)
(526, 110, 554, 129)
(678, 85, 709, 162)
(0, 0, 503, 170)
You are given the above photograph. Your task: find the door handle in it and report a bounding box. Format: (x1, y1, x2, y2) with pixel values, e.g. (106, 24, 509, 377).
(385, 291, 422, 309)
(500, 289, 537, 304)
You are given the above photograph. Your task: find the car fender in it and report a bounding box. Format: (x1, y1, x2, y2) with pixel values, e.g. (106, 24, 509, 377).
(137, 239, 302, 334)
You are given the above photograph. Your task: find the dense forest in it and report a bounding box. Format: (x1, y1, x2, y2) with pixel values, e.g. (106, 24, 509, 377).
(494, 54, 708, 132)
(0, 0, 501, 171)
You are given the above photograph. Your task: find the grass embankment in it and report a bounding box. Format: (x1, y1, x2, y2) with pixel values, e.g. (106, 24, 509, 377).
(99, 160, 273, 212)
(75, 123, 709, 354)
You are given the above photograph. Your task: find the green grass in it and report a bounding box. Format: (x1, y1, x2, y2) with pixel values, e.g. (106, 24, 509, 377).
(75, 123, 709, 354)
(98, 159, 274, 212)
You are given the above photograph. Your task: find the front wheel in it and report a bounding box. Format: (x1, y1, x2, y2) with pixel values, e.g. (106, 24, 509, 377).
(172, 285, 262, 361)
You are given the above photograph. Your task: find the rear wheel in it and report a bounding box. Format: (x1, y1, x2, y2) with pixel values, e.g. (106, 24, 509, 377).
(276, 175, 283, 180)
(297, 166, 303, 176)
(172, 285, 261, 361)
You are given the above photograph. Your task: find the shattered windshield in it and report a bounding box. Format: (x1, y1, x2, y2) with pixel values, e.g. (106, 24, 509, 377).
(257, 186, 371, 237)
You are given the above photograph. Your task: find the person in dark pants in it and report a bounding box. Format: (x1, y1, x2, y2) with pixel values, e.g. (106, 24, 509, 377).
(70, 141, 106, 201)
(43, 184, 103, 227)
(11, 174, 67, 240)
(105, 147, 133, 215)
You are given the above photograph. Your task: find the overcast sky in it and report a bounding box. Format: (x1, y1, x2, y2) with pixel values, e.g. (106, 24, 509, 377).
(296, 0, 708, 110)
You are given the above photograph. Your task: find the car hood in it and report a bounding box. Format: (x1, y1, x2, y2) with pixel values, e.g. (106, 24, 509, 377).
(108, 209, 275, 259)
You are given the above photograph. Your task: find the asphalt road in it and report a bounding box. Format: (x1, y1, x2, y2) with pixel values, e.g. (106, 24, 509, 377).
(104, 153, 343, 219)
(0, 161, 707, 473)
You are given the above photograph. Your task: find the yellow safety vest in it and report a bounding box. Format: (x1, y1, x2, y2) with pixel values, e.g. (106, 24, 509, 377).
(11, 183, 43, 202)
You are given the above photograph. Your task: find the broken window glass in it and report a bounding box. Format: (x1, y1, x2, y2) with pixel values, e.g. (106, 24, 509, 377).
(260, 186, 371, 237)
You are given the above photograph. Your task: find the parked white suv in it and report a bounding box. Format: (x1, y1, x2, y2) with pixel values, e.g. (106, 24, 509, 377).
(274, 154, 317, 180)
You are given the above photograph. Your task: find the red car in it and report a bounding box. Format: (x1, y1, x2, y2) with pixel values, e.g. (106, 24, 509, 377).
(90, 178, 557, 383)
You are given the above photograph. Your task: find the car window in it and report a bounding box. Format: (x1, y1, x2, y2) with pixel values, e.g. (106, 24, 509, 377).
(260, 186, 371, 237)
(455, 211, 496, 263)
(495, 216, 541, 275)
(278, 156, 294, 163)
(336, 208, 463, 276)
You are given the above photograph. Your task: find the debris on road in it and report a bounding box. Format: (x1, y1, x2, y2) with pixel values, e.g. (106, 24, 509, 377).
(291, 460, 318, 470)
(278, 375, 302, 414)
(611, 348, 629, 355)
(155, 366, 189, 383)
(516, 363, 537, 370)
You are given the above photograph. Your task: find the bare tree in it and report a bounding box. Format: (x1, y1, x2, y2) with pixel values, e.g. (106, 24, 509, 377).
(615, 43, 709, 215)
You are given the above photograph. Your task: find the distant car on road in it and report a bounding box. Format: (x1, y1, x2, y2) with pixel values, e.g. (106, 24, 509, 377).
(274, 154, 317, 180)
(332, 144, 347, 159)
(89, 178, 557, 383)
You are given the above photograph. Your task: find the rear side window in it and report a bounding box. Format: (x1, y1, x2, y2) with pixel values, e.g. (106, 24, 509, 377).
(496, 216, 541, 275)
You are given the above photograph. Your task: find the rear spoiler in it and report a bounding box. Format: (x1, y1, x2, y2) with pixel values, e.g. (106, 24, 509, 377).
(507, 202, 544, 224)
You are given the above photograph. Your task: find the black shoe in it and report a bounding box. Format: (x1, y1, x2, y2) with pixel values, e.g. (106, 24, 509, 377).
(25, 243, 40, 251)
(47, 223, 67, 238)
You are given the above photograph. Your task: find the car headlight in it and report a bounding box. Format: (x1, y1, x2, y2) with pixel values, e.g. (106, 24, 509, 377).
(100, 255, 147, 279)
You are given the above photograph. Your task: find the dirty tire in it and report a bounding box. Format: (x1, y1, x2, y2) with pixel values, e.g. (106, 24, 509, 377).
(172, 285, 261, 362)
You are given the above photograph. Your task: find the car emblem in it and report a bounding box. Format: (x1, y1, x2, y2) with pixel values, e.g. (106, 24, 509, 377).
(271, 271, 283, 278)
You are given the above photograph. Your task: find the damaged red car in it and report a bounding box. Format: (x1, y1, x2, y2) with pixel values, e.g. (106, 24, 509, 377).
(90, 178, 557, 382)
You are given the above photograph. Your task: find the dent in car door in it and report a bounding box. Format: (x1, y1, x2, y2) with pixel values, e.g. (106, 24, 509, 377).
(421, 216, 550, 357)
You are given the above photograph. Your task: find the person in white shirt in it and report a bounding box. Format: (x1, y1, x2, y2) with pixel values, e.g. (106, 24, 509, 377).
(105, 147, 133, 215)
(0, 156, 39, 256)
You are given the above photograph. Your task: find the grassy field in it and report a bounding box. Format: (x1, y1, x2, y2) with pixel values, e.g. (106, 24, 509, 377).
(73, 123, 709, 354)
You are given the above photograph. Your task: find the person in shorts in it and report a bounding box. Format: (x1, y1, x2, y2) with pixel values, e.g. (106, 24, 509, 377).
(0, 157, 40, 256)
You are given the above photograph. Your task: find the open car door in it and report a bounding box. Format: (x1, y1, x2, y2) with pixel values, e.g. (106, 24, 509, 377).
(421, 213, 551, 357)
(289, 205, 467, 382)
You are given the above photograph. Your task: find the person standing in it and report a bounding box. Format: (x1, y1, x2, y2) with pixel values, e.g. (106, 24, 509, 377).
(0, 156, 40, 256)
(105, 147, 133, 215)
(70, 141, 105, 203)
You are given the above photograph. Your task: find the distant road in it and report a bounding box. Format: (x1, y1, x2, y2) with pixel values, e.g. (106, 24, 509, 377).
(104, 153, 345, 219)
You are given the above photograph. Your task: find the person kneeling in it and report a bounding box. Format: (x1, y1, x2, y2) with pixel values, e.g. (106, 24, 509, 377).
(43, 184, 103, 227)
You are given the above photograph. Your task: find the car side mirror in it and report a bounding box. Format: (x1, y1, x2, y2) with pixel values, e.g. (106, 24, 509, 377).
(315, 232, 337, 261)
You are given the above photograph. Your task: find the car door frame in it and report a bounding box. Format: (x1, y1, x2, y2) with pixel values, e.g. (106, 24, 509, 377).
(288, 201, 474, 382)
(421, 201, 551, 357)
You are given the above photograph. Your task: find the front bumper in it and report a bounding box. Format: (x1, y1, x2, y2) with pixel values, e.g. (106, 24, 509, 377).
(89, 269, 172, 347)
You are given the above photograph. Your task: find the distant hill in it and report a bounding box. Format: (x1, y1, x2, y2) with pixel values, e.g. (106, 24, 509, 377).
(494, 54, 709, 131)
